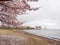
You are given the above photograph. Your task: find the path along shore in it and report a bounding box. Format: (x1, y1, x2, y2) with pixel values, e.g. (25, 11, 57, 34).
(0, 29, 60, 45)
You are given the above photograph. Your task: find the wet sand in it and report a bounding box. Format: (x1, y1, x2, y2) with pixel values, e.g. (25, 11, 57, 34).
(0, 29, 60, 45)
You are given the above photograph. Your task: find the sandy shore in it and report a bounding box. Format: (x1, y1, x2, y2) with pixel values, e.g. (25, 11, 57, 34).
(0, 29, 60, 45)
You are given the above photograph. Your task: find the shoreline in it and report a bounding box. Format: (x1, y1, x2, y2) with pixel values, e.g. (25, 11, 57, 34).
(0, 29, 60, 45)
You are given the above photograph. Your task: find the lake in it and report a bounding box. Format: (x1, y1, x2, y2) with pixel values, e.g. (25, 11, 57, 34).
(23, 29, 60, 41)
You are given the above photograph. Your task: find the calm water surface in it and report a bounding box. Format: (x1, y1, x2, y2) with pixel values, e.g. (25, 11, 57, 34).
(24, 29, 60, 41)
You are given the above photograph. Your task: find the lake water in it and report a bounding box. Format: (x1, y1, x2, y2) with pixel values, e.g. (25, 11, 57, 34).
(23, 29, 60, 41)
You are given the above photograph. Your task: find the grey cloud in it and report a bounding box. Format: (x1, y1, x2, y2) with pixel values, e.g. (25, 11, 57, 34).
(18, 0, 60, 29)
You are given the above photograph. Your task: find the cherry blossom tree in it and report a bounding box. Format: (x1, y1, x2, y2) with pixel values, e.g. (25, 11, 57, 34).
(0, 0, 39, 28)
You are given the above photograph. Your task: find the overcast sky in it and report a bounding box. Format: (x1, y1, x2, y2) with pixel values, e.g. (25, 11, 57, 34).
(18, 0, 60, 29)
